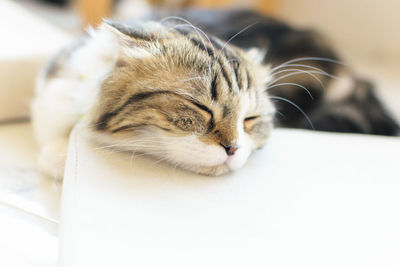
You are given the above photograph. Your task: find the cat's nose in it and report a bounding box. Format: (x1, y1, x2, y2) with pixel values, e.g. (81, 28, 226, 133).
(220, 143, 239, 156)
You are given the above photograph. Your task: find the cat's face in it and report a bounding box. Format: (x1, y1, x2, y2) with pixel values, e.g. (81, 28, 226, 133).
(90, 21, 275, 175)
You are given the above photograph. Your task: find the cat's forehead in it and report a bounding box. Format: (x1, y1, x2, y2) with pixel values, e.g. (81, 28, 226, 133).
(105, 20, 267, 114)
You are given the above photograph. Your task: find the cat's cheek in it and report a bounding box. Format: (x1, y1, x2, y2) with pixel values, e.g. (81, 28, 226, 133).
(160, 134, 227, 167)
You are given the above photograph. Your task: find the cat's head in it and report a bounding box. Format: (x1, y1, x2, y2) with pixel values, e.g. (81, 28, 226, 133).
(89, 20, 275, 175)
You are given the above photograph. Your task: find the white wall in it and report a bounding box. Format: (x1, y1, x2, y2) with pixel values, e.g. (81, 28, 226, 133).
(276, 0, 400, 63)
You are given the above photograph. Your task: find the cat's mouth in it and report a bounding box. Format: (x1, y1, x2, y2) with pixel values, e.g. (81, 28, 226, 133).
(224, 155, 234, 164)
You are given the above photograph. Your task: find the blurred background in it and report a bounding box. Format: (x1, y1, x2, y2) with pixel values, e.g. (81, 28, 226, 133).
(0, 0, 399, 266)
(14, 0, 400, 117)
(15, 0, 400, 61)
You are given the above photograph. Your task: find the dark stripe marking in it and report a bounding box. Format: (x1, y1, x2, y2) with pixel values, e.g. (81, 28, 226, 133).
(104, 20, 155, 41)
(97, 91, 215, 132)
(112, 123, 171, 133)
(246, 69, 252, 90)
(190, 101, 215, 132)
(216, 57, 233, 90)
(244, 115, 260, 121)
(232, 60, 242, 90)
(209, 36, 224, 50)
(189, 37, 215, 57)
(223, 105, 230, 117)
(210, 74, 218, 100)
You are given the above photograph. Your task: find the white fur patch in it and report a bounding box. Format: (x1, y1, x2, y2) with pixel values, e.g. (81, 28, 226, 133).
(325, 71, 354, 101)
(123, 47, 153, 59)
(159, 134, 227, 167)
(247, 47, 267, 64)
(32, 26, 123, 178)
(37, 138, 69, 179)
(226, 93, 255, 171)
(31, 78, 83, 144)
(34, 26, 121, 141)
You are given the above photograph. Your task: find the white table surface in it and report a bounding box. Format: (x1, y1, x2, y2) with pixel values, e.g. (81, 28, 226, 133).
(59, 125, 400, 267)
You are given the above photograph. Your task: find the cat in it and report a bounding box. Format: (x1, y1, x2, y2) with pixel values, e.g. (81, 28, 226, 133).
(31, 17, 274, 178)
(31, 9, 399, 179)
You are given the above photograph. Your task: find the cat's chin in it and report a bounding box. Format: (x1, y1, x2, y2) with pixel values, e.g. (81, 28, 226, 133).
(182, 153, 250, 176)
(191, 164, 231, 177)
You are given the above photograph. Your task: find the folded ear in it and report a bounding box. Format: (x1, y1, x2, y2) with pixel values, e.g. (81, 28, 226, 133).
(99, 20, 167, 44)
(95, 20, 165, 58)
(245, 47, 271, 86)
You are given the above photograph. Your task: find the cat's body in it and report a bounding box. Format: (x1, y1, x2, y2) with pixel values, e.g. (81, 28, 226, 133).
(31, 9, 399, 179)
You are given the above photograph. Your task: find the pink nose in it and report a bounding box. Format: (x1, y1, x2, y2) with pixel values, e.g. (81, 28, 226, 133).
(220, 144, 239, 156)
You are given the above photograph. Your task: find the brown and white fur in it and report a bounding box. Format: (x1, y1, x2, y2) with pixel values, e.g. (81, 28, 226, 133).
(31, 20, 275, 178)
(32, 9, 400, 179)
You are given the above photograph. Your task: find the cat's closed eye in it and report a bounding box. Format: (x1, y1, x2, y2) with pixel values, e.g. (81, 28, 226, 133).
(174, 116, 195, 131)
(244, 115, 260, 129)
(244, 116, 260, 122)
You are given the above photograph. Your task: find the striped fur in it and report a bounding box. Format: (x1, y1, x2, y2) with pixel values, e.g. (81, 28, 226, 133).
(32, 19, 274, 178)
(34, 9, 398, 179)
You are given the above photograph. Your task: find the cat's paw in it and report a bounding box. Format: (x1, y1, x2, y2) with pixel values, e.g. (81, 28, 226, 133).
(37, 139, 69, 180)
(195, 164, 230, 176)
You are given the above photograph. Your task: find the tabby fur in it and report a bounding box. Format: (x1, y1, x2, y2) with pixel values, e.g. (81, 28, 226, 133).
(32, 9, 399, 179)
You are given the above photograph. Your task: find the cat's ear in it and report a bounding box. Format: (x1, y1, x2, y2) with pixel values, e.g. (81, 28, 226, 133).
(246, 47, 267, 64)
(246, 47, 271, 86)
(98, 20, 166, 44)
(94, 20, 165, 58)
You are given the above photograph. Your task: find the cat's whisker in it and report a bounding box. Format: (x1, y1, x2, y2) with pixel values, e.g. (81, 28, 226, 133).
(94, 143, 131, 150)
(210, 99, 215, 107)
(93, 141, 144, 150)
(161, 16, 216, 75)
(181, 76, 204, 83)
(126, 150, 171, 167)
(219, 22, 258, 55)
(266, 68, 344, 94)
(126, 151, 170, 169)
(164, 19, 215, 76)
(267, 82, 314, 99)
(269, 68, 324, 83)
(268, 95, 314, 130)
(93, 140, 166, 151)
(95, 147, 127, 156)
(99, 146, 162, 152)
(270, 65, 324, 77)
(208, 23, 258, 91)
(121, 143, 168, 150)
(213, 23, 258, 81)
(270, 64, 341, 79)
(128, 151, 167, 158)
(170, 24, 211, 53)
(275, 110, 285, 118)
(161, 16, 216, 52)
(227, 58, 240, 64)
(270, 65, 342, 82)
(271, 63, 313, 74)
(270, 57, 346, 73)
(150, 155, 171, 168)
(171, 24, 214, 75)
(268, 69, 326, 90)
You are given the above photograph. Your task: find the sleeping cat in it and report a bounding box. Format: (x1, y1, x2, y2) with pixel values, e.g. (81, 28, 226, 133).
(31, 9, 399, 179)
